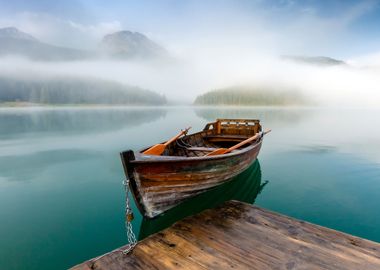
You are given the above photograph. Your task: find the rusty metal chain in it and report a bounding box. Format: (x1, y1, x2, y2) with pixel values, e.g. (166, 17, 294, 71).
(122, 178, 137, 254)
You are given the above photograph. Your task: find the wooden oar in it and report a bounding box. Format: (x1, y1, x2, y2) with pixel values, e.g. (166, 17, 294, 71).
(143, 127, 191, 155)
(206, 129, 271, 156)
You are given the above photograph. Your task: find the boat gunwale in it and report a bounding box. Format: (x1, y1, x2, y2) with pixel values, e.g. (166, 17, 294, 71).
(128, 136, 263, 164)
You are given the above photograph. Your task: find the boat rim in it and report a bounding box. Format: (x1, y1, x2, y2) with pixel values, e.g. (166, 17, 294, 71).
(127, 136, 264, 163)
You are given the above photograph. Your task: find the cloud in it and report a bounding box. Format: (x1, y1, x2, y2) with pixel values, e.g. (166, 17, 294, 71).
(339, 0, 378, 26)
(67, 20, 123, 39)
(258, 0, 379, 56)
(0, 1, 380, 106)
(0, 1, 378, 56)
(1, 53, 380, 107)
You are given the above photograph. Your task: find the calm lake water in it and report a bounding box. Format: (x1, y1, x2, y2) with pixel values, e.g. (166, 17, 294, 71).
(1, 106, 380, 269)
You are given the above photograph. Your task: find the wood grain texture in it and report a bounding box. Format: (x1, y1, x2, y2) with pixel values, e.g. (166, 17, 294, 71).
(121, 119, 264, 218)
(71, 201, 380, 270)
(131, 143, 261, 217)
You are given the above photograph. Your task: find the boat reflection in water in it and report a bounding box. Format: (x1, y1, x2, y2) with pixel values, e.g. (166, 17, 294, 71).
(138, 160, 267, 240)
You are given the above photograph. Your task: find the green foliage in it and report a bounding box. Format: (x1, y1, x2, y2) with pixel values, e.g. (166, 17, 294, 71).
(194, 86, 309, 106)
(0, 76, 166, 105)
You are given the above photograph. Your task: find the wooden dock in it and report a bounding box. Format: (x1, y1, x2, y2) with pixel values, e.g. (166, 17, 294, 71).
(71, 200, 380, 269)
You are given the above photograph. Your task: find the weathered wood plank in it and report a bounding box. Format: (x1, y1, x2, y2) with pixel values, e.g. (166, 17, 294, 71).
(132, 143, 262, 217)
(121, 118, 265, 218)
(71, 201, 380, 270)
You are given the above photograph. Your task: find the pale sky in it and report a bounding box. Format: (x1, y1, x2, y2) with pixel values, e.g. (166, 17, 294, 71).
(0, 0, 379, 58)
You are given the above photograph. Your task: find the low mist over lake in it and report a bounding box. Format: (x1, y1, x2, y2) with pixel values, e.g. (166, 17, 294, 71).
(0, 0, 380, 106)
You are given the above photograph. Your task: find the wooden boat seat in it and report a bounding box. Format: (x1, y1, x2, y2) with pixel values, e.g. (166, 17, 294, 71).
(186, 147, 217, 152)
(205, 134, 250, 142)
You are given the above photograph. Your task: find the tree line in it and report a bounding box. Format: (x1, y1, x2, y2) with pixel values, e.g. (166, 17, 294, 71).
(0, 76, 167, 105)
(194, 86, 309, 106)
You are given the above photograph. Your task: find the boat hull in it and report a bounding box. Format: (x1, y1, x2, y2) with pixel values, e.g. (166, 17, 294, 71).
(121, 139, 263, 218)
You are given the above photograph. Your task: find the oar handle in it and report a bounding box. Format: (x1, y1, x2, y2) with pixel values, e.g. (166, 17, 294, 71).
(164, 126, 191, 146)
(224, 129, 271, 154)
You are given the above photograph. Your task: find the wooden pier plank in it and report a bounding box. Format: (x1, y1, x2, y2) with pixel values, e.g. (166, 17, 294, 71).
(71, 201, 380, 270)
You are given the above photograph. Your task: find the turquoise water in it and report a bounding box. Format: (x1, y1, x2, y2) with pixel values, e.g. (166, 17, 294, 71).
(0, 106, 380, 269)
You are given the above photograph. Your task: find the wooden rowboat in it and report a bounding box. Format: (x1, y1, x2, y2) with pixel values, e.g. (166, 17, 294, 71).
(120, 119, 269, 218)
(138, 160, 265, 239)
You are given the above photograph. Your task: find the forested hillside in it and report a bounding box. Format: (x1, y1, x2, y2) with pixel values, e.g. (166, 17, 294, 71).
(194, 86, 309, 106)
(0, 76, 166, 105)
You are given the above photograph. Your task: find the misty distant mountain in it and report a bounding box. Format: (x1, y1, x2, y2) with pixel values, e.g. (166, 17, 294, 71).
(282, 55, 346, 66)
(194, 86, 311, 106)
(100, 31, 168, 59)
(0, 27, 37, 41)
(0, 27, 169, 61)
(0, 76, 167, 105)
(0, 27, 91, 61)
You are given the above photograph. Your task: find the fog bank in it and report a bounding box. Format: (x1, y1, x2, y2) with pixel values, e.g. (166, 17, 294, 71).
(0, 52, 379, 107)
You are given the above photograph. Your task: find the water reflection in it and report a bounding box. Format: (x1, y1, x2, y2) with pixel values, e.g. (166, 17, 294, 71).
(0, 149, 98, 182)
(138, 160, 267, 240)
(295, 144, 337, 154)
(0, 107, 166, 139)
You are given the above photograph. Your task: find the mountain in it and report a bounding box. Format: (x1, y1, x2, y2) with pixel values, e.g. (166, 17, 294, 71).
(0, 27, 91, 61)
(100, 31, 168, 59)
(0, 27, 36, 41)
(194, 86, 311, 106)
(0, 27, 169, 61)
(0, 75, 167, 105)
(282, 55, 346, 66)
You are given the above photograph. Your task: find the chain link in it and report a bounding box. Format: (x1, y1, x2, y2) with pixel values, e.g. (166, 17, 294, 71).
(122, 178, 137, 254)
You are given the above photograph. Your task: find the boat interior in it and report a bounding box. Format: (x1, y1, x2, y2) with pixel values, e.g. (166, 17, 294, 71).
(161, 119, 262, 157)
